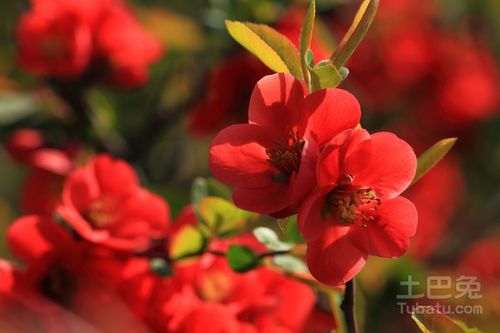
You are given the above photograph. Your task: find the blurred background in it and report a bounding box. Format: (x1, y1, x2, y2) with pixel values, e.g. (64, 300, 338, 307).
(0, 0, 498, 332)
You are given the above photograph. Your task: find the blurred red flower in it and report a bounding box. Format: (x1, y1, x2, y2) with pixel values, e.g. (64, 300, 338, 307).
(5, 129, 78, 216)
(188, 54, 271, 135)
(209, 73, 360, 217)
(298, 128, 417, 285)
(57, 154, 170, 251)
(120, 255, 314, 333)
(188, 5, 332, 136)
(406, 156, 464, 260)
(16, 0, 163, 87)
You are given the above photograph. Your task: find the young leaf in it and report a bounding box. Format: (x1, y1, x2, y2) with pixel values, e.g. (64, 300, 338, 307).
(199, 196, 255, 235)
(411, 138, 457, 185)
(225, 20, 302, 79)
(227, 245, 260, 273)
(299, 0, 316, 90)
(331, 0, 379, 68)
(273, 255, 308, 273)
(412, 306, 483, 333)
(169, 225, 206, 260)
(308, 60, 343, 92)
(253, 227, 294, 251)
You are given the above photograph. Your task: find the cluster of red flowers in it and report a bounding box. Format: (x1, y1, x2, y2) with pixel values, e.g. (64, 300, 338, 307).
(209, 73, 418, 285)
(0, 136, 317, 332)
(346, 0, 498, 127)
(17, 0, 163, 87)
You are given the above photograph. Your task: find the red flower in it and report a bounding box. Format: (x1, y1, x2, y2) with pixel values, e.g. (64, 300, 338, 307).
(209, 73, 360, 216)
(298, 128, 417, 285)
(16, 0, 163, 86)
(95, 4, 164, 87)
(57, 154, 170, 251)
(188, 54, 271, 135)
(5, 128, 75, 175)
(4, 129, 79, 216)
(119, 255, 314, 333)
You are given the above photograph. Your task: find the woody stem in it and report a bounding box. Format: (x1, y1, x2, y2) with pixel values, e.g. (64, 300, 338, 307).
(341, 279, 358, 333)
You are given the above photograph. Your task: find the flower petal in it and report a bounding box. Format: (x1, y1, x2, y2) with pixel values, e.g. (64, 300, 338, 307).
(306, 226, 367, 286)
(93, 154, 139, 196)
(304, 89, 361, 147)
(233, 182, 291, 215)
(290, 137, 320, 207)
(354, 132, 416, 199)
(248, 73, 305, 134)
(317, 129, 371, 188)
(366, 196, 418, 258)
(297, 192, 330, 241)
(7, 215, 76, 265)
(209, 124, 274, 188)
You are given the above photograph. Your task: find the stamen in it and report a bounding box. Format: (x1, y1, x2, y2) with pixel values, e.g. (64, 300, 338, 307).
(325, 175, 381, 226)
(266, 129, 304, 177)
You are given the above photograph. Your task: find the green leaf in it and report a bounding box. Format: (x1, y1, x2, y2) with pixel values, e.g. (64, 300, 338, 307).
(283, 216, 305, 243)
(412, 138, 457, 185)
(169, 225, 206, 260)
(299, 0, 316, 90)
(199, 196, 255, 235)
(227, 245, 260, 273)
(331, 0, 379, 68)
(253, 227, 293, 251)
(308, 60, 343, 91)
(225, 20, 302, 79)
(412, 306, 483, 333)
(273, 255, 308, 273)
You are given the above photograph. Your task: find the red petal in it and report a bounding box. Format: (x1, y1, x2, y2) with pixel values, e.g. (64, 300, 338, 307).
(290, 138, 319, 206)
(354, 132, 416, 199)
(298, 192, 330, 241)
(304, 89, 361, 147)
(93, 154, 139, 196)
(306, 226, 367, 285)
(62, 167, 99, 213)
(317, 129, 371, 188)
(209, 124, 274, 188)
(233, 182, 291, 215)
(248, 73, 304, 134)
(366, 196, 418, 258)
(7, 215, 76, 265)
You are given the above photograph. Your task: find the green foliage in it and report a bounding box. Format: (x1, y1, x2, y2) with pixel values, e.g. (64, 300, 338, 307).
(412, 137, 457, 185)
(199, 196, 255, 235)
(273, 254, 308, 273)
(299, 0, 316, 89)
(169, 225, 206, 260)
(225, 20, 303, 80)
(331, 0, 380, 68)
(412, 306, 483, 333)
(226, 244, 260, 273)
(253, 227, 293, 251)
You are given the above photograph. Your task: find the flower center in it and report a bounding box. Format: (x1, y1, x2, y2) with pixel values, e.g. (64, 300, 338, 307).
(266, 130, 304, 179)
(85, 196, 120, 229)
(324, 175, 380, 226)
(198, 270, 233, 302)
